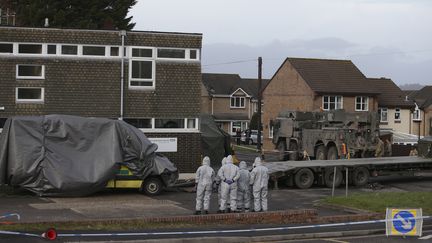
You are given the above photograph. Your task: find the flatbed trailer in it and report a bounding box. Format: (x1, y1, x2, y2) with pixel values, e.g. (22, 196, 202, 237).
(265, 156, 432, 189)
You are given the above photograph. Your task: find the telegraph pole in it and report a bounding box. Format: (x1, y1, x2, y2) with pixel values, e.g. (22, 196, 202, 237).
(257, 57, 263, 155)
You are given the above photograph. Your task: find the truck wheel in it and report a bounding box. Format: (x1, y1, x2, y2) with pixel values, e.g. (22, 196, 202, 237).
(316, 145, 327, 160)
(289, 142, 299, 161)
(352, 167, 369, 186)
(277, 141, 287, 161)
(327, 146, 338, 160)
(324, 168, 342, 188)
(142, 177, 163, 196)
(294, 168, 314, 189)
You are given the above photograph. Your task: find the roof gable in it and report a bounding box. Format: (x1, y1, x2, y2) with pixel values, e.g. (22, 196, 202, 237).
(284, 57, 380, 95)
(202, 73, 269, 97)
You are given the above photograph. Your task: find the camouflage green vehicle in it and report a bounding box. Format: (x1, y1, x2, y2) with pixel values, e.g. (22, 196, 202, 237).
(272, 110, 380, 161)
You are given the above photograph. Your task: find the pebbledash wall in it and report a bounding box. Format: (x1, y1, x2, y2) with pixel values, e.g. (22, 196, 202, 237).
(0, 26, 203, 173)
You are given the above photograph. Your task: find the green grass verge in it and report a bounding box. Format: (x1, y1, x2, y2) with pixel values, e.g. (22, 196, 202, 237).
(0, 220, 196, 232)
(323, 192, 432, 215)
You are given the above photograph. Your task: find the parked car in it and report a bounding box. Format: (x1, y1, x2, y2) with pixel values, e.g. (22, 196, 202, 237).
(240, 129, 263, 145)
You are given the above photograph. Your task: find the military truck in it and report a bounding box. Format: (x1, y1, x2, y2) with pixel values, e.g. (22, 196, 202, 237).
(272, 110, 380, 161)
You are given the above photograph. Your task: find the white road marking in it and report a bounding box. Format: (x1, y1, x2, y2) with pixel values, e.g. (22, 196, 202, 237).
(419, 234, 432, 240)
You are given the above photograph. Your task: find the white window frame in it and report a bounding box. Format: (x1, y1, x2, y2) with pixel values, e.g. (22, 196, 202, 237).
(17, 43, 44, 55)
(128, 46, 156, 90)
(322, 95, 343, 110)
(355, 96, 369, 111)
(156, 47, 200, 61)
(413, 105, 421, 121)
(269, 121, 274, 139)
(230, 96, 245, 108)
(395, 108, 401, 121)
(137, 117, 199, 133)
(379, 107, 388, 122)
(16, 87, 44, 103)
(16, 64, 45, 79)
(82, 45, 108, 57)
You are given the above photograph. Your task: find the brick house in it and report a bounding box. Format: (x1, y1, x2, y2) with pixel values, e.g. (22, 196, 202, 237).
(370, 78, 415, 138)
(201, 73, 268, 135)
(262, 57, 381, 150)
(407, 86, 432, 137)
(0, 26, 202, 172)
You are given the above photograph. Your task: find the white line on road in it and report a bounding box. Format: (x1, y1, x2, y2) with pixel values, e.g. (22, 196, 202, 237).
(419, 234, 432, 240)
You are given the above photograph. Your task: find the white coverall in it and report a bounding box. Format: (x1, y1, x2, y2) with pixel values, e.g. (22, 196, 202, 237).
(195, 156, 215, 211)
(250, 157, 269, 212)
(219, 155, 240, 211)
(216, 157, 227, 206)
(236, 161, 251, 211)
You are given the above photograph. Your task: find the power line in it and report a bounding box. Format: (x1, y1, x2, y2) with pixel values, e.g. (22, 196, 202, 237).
(202, 58, 257, 67)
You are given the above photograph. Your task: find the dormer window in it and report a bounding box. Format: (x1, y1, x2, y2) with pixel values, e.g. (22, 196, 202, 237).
(231, 96, 245, 108)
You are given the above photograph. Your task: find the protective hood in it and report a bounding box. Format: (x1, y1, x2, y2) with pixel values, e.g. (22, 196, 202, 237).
(239, 161, 247, 169)
(202, 156, 211, 166)
(254, 157, 262, 167)
(226, 155, 233, 164)
(221, 157, 227, 165)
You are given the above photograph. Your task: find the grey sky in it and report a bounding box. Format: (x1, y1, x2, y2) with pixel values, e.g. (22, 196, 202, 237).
(130, 0, 432, 85)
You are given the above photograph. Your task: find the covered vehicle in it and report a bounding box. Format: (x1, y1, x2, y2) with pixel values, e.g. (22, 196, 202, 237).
(0, 115, 178, 196)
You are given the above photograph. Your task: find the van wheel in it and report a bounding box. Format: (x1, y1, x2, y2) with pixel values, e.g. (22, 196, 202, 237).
(142, 177, 163, 196)
(316, 145, 327, 160)
(294, 168, 314, 189)
(277, 141, 287, 161)
(324, 167, 342, 188)
(352, 167, 370, 186)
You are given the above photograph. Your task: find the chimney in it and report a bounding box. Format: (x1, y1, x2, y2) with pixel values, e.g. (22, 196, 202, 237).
(44, 18, 49, 27)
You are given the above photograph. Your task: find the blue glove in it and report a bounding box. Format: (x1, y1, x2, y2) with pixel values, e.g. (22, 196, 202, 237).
(225, 179, 233, 185)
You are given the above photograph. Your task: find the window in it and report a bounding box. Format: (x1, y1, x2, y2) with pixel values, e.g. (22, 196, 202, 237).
(231, 121, 247, 134)
(0, 43, 13, 53)
(123, 118, 152, 128)
(61, 45, 78, 55)
(155, 119, 185, 129)
(132, 48, 153, 58)
(47, 45, 57, 55)
(189, 49, 198, 59)
(16, 65, 45, 79)
(130, 60, 154, 87)
(187, 118, 197, 129)
(322, 96, 343, 110)
(378, 108, 388, 122)
(110, 47, 119, 56)
(18, 44, 42, 54)
(413, 105, 421, 121)
(129, 47, 155, 89)
(269, 120, 274, 139)
(157, 48, 186, 59)
(16, 88, 44, 102)
(395, 108, 401, 121)
(230, 96, 245, 108)
(355, 96, 369, 111)
(82, 46, 105, 56)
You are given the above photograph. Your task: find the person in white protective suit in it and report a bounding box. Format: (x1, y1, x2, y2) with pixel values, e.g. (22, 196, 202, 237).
(236, 161, 251, 212)
(250, 157, 269, 212)
(216, 157, 227, 209)
(219, 155, 240, 213)
(195, 156, 215, 215)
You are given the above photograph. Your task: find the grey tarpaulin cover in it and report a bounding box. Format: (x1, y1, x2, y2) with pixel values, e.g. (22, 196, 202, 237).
(200, 114, 231, 168)
(0, 115, 178, 196)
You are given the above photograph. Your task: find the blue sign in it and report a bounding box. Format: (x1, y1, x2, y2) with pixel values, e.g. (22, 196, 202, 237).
(393, 211, 416, 234)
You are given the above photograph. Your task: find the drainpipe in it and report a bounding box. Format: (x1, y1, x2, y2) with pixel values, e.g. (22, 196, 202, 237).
(119, 30, 126, 120)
